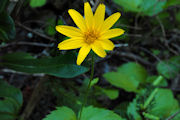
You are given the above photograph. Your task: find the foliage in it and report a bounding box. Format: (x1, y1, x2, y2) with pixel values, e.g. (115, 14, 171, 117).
(157, 56, 180, 79)
(113, 0, 167, 16)
(30, 0, 47, 8)
(43, 106, 124, 120)
(103, 62, 147, 92)
(0, 12, 15, 41)
(0, 52, 89, 78)
(0, 79, 23, 120)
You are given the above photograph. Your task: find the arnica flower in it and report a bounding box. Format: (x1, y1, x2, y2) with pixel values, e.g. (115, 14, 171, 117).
(56, 2, 125, 65)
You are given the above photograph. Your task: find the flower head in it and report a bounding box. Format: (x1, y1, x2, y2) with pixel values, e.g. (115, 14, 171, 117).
(56, 2, 125, 65)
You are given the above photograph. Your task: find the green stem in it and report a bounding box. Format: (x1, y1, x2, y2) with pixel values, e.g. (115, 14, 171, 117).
(143, 88, 159, 109)
(78, 53, 95, 120)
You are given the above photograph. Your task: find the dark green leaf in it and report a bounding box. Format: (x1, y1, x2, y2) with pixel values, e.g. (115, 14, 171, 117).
(113, 0, 167, 16)
(157, 56, 180, 79)
(0, 0, 8, 13)
(0, 12, 15, 41)
(0, 79, 23, 120)
(0, 52, 89, 78)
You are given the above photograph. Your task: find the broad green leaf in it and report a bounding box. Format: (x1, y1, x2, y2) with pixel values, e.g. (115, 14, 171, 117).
(30, 0, 47, 8)
(1, 52, 34, 61)
(0, 79, 23, 120)
(0, 0, 8, 13)
(0, 12, 15, 41)
(43, 107, 76, 120)
(80, 106, 124, 120)
(103, 62, 147, 92)
(157, 56, 180, 79)
(113, 0, 167, 16)
(0, 52, 89, 78)
(148, 89, 179, 118)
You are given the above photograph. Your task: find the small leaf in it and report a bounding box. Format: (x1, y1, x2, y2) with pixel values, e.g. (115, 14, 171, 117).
(30, 0, 47, 8)
(127, 99, 142, 120)
(80, 106, 124, 120)
(157, 56, 180, 79)
(0, 12, 16, 41)
(102, 89, 119, 100)
(103, 62, 147, 92)
(43, 107, 77, 120)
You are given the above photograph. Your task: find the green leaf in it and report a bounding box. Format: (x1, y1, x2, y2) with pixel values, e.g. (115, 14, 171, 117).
(30, 0, 47, 8)
(0, 52, 89, 78)
(148, 88, 179, 118)
(43, 107, 77, 120)
(90, 78, 99, 87)
(0, 0, 8, 13)
(164, 0, 180, 8)
(0, 80, 23, 107)
(0, 12, 16, 41)
(103, 62, 147, 92)
(0, 79, 23, 120)
(113, 0, 167, 16)
(157, 56, 180, 79)
(102, 89, 119, 100)
(127, 99, 142, 120)
(80, 106, 124, 120)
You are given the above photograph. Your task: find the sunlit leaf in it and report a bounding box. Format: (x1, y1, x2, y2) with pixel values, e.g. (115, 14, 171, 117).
(103, 62, 147, 92)
(43, 107, 77, 120)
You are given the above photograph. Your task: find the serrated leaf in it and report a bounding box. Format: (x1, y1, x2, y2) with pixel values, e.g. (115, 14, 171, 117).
(43, 107, 77, 120)
(80, 106, 124, 120)
(30, 0, 46, 8)
(103, 62, 147, 92)
(0, 52, 89, 78)
(0, 12, 15, 41)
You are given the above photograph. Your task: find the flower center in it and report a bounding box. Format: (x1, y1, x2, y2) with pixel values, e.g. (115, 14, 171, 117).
(84, 30, 99, 44)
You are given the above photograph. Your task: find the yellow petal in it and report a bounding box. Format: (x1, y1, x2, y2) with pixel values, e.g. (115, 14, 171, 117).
(84, 2, 93, 29)
(98, 39, 115, 50)
(91, 42, 106, 58)
(77, 44, 91, 65)
(100, 12, 121, 32)
(94, 3, 105, 29)
(58, 38, 84, 50)
(68, 9, 86, 31)
(100, 28, 125, 39)
(56, 25, 83, 37)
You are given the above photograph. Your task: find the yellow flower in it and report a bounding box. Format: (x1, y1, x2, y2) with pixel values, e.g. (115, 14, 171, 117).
(56, 2, 125, 65)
